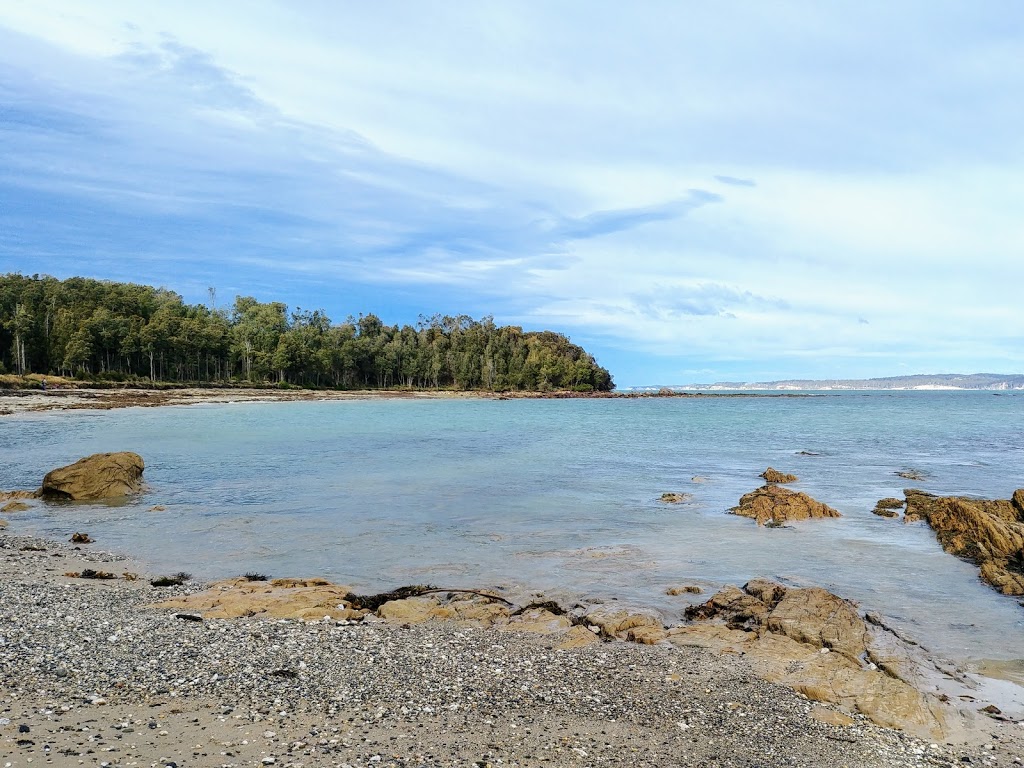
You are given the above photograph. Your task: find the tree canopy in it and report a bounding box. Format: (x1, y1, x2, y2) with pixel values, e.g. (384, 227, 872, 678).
(0, 274, 613, 391)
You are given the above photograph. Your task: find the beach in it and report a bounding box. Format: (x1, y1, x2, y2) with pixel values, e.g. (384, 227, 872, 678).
(3, 533, 1023, 768)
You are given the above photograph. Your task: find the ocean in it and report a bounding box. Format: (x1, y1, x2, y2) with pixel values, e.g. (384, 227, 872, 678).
(2, 390, 1022, 672)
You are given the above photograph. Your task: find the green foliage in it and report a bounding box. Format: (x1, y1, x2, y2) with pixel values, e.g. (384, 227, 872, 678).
(0, 274, 614, 391)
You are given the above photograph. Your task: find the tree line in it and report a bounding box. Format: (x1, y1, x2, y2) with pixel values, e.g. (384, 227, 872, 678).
(0, 274, 614, 391)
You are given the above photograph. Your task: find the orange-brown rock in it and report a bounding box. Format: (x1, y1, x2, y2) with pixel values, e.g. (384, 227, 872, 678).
(873, 497, 905, 518)
(153, 577, 367, 621)
(0, 490, 38, 501)
(40, 452, 145, 500)
(809, 706, 857, 727)
(760, 467, 798, 484)
(658, 492, 692, 503)
(675, 580, 950, 737)
(584, 607, 666, 642)
(554, 624, 602, 650)
(378, 596, 446, 624)
(1, 500, 30, 513)
(764, 586, 866, 662)
(903, 488, 1024, 596)
(731, 484, 841, 526)
(502, 607, 573, 634)
(666, 585, 703, 595)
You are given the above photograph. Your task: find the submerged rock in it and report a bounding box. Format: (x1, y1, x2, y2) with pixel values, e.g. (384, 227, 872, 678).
(675, 580, 952, 737)
(730, 484, 841, 526)
(666, 585, 703, 595)
(876, 497, 905, 509)
(0, 490, 38, 501)
(904, 488, 1024, 596)
(40, 452, 145, 500)
(897, 469, 928, 481)
(873, 498, 904, 518)
(1, 500, 31, 513)
(659, 492, 692, 503)
(873, 506, 901, 518)
(760, 467, 798, 484)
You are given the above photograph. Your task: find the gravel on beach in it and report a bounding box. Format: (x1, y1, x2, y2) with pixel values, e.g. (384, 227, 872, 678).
(3, 535, 1022, 768)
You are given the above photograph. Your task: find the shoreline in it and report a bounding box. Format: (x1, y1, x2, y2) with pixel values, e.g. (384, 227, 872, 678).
(0, 383, 800, 417)
(3, 532, 1023, 767)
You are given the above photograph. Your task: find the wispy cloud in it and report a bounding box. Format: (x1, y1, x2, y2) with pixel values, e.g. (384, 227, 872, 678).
(554, 191, 721, 239)
(714, 175, 756, 188)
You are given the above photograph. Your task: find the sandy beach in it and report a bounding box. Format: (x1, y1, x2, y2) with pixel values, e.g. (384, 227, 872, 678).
(3, 533, 1023, 768)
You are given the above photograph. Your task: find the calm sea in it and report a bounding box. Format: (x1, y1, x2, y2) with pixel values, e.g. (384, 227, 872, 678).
(2, 391, 1023, 669)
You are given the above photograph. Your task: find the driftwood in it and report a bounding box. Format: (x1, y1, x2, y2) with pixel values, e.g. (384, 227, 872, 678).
(345, 584, 514, 612)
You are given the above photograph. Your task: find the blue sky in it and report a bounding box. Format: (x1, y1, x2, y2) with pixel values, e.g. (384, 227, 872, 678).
(1, 2, 1022, 386)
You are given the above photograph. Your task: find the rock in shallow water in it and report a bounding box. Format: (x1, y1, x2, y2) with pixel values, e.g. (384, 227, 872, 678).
(730, 484, 841, 526)
(904, 488, 1024, 596)
(760, 467, 798, 484)
(40, 452, 145, 500)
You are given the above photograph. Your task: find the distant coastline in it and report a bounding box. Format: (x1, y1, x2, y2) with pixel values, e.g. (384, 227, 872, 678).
(627, 372, 1024, 392)
(0, 381, 808, 417)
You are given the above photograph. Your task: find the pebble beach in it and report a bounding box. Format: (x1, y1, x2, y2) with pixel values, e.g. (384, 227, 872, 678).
(2, 533, 1023, 768)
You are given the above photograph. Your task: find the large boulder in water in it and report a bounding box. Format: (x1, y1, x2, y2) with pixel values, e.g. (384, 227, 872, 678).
(730, 484, 841, 526)
(40, 452, 145, 500)
(903, 488, 1024, 595)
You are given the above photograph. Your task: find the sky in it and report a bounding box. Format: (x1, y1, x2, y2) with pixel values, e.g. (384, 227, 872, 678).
(1, 2, 1022, 386)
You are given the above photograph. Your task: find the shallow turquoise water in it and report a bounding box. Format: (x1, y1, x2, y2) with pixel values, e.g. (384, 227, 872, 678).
(2, 391, 1023, 665)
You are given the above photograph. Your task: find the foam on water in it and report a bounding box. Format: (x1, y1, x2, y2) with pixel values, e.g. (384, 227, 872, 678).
(2, 391, 1022, 668)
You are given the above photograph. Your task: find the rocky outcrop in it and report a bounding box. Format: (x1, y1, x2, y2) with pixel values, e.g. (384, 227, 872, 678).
(659, 492, 692, 503)
(760, 467, 797, 484)
(674, 580, 951, 737)
(873, 497, 904, 518)
(1, 500, 31, 513)
(904, 489, 1024, 596)
(40, 452, 145, 500)
(730, 484, 841, 526)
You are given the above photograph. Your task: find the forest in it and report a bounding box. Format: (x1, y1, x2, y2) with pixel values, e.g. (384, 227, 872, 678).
(0, 274, 613, 391)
